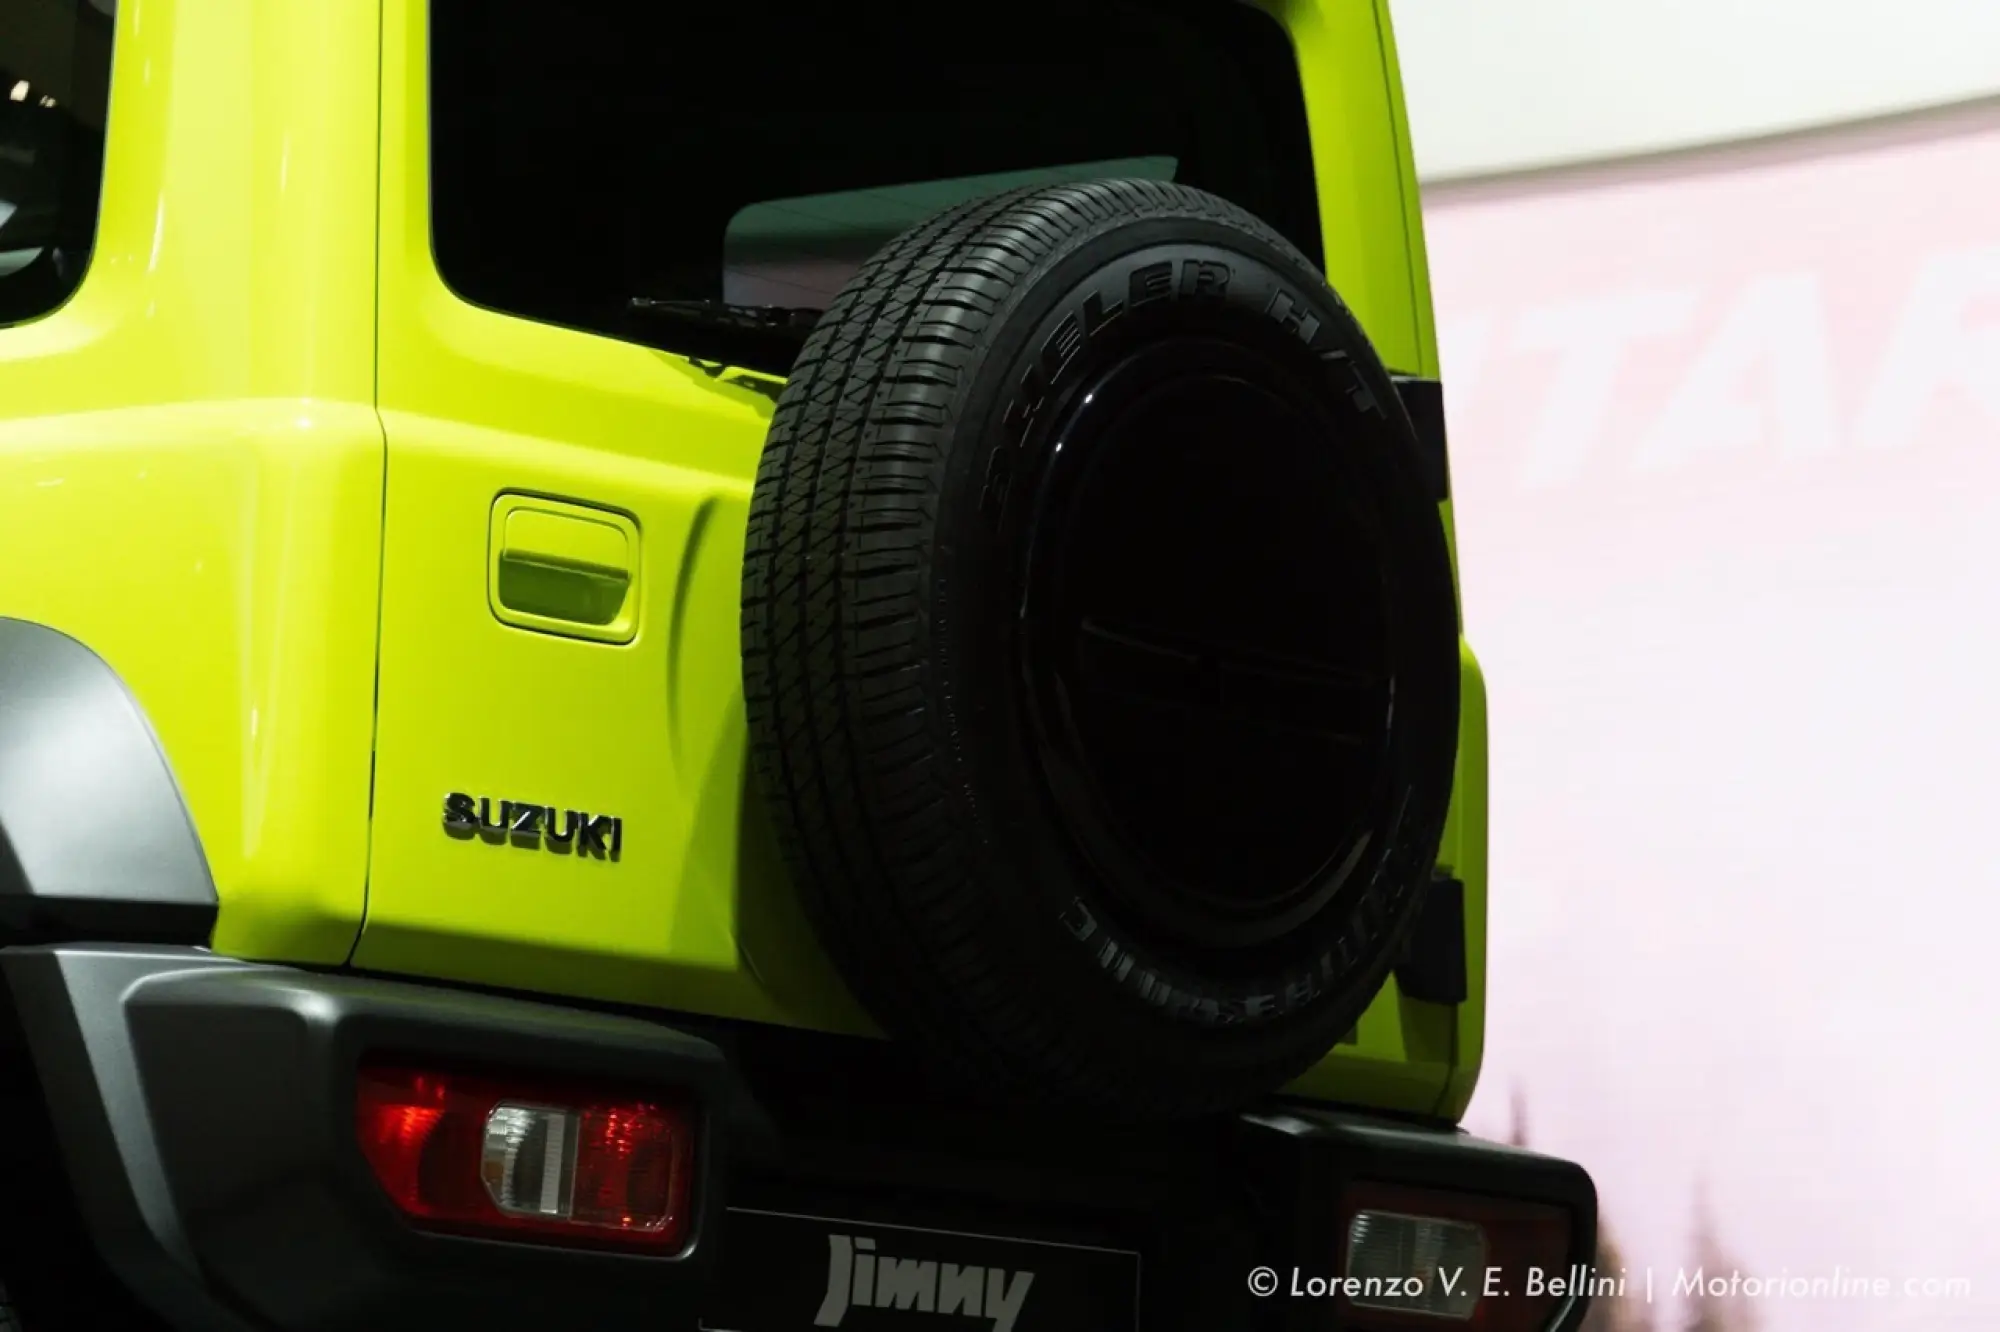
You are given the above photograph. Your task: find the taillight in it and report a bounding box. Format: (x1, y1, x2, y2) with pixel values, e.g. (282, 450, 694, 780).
(355, 1060, 697, 1253)
(1337, 1183, 1576, 1331)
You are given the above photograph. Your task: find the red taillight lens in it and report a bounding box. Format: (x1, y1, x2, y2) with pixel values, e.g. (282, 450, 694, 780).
(1337, 1183, 1575, 1332)
(355, 1061, 696, 1253)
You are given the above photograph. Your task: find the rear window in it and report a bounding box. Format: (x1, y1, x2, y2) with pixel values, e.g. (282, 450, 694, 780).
(0, 0, 112, 326)
(429, 0, 1321, 368)
(721, 156, 1181, 310)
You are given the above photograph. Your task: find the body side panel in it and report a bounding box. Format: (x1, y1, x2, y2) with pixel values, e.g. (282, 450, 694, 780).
(0, 0, 385, 962)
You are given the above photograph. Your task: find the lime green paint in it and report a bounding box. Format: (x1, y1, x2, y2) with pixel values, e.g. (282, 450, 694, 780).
(0, 0, 385, 964)
(6, 0, 1485, 1124)
(1272, 0, 1426, 372)
(489, 495, 642, 643)
(1373, 0, 1443, 380)
(1437, 649, 1490, 1121)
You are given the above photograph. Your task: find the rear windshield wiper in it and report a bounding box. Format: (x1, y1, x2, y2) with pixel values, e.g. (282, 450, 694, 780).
(626, 298, 824, 377)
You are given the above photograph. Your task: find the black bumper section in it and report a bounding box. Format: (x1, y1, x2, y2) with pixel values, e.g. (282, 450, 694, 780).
(1, 945, 1596, 1332)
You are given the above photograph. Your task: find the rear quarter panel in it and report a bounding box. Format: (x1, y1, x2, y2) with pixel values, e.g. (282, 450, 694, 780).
(0, 0, 384, 962)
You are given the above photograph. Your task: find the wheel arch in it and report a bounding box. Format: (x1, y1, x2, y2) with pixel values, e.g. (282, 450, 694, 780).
(0, 617, 217, 949)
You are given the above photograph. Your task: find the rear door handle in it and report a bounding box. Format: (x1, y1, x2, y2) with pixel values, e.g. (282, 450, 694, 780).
(488, 494, 640, 644)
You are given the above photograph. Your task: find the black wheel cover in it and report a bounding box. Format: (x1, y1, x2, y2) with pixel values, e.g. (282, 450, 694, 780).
(742, 180, 1460, 1118)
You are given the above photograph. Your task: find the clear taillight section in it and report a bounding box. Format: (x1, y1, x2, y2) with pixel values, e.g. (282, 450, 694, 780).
(481, 1103, 579, 1218)
(1338, 1183, 1576, 1332)
(1347, 1209, 1488, 1319)
(356, 1061, 695, 1252)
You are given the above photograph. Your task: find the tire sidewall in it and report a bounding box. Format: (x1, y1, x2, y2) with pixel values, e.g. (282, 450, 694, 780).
(925, 219, 1460, 1056)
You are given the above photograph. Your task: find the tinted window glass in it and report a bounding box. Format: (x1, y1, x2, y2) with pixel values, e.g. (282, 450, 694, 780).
(430, 0, 1319, 364)
(0, 0, 112, 326)
(722, 156, 1179, 309)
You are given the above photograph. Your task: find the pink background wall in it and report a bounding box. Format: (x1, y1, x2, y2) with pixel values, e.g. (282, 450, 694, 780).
(1428, 108, 2000, 1329)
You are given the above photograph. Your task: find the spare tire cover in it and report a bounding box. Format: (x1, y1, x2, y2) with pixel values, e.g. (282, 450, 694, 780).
(742, 180, 1460, 1118)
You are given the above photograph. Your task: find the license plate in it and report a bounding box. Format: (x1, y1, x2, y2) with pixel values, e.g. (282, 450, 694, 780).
(702, 1205, 1142, 1332)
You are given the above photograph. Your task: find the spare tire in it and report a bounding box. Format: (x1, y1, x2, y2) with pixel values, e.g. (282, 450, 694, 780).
(742, 180, 1459, 1118)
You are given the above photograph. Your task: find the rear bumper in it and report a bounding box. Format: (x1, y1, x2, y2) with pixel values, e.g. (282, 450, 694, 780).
(1, 944, 1596, 1332)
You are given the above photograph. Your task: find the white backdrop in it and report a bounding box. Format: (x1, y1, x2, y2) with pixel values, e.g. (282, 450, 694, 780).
(1390, 0, 2000, 179)
(1425, 94, 2000, 1330)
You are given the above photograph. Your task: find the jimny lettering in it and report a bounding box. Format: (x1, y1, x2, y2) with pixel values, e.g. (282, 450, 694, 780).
(815, 1234, 1035, 1331)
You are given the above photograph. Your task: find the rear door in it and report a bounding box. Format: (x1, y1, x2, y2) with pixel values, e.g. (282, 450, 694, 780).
(361, 0, 1451, 1118)
(361, 0, 850, 1025)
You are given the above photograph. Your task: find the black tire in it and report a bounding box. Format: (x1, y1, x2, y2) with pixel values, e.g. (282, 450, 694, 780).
(742, 179, 1460, 1118)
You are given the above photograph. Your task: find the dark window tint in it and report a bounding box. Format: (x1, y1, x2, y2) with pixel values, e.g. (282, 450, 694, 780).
(429, 0, 1320, 366)
(722, 156, 1180, 309)
(0, 0, 113, 326)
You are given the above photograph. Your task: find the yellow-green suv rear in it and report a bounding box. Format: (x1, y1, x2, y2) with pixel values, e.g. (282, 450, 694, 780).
(0, 2, 1596, 1329)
